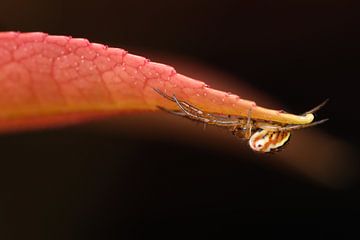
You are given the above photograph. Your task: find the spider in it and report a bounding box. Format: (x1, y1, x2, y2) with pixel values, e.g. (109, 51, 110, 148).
(154, 88, 328, 153)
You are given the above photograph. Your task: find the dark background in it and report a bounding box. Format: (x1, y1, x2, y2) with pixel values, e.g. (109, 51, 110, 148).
(0, 0, 359, 239)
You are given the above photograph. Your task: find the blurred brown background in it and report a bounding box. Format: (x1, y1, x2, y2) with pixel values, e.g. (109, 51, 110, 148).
(0, 0, 359, 239)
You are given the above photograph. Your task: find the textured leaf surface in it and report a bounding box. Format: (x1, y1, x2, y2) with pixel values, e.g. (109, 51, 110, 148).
(0, 32, 313, 132)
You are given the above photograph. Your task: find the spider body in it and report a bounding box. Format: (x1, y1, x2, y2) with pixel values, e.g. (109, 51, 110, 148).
(154, 88, 327, 153)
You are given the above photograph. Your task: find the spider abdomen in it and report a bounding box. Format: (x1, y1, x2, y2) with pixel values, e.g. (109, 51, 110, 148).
(249, 130, 291, 153)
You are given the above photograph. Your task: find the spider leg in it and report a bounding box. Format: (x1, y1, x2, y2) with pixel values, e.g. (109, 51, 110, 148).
(154, 88, 207, 120)
(302, 99, 329, 115)
(173, 94, 249, 126)
(171, 94, 212, 123)
(229, 107, 255, 140)
(277, 118, 329, 131)
(255, 99, 329, 132)
(154, 88, 203, 113)
(157, 106, 187, 117)
(153, 88, 175, 102)
(257, 119, 329, 132)
(154, 88, 242, 127)
(157, 106, 219, 132)
(156, 89, 220, 120)
(244, 107, 253, 139)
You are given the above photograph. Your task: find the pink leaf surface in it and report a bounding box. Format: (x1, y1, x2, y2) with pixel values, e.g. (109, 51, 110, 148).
(0, 32, 313, 132)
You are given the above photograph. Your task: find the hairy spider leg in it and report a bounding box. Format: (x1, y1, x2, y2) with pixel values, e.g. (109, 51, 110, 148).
(172, 94, 245, 126)
(154, 88, 211, 120)
(244, 107, 253, 138)
(254, 99, 329, 132)
(156, 106, 187, 117)
(230, 107, 254, 139)
(154, 88, 242, 127)
(256, 118, 329, 132)
(302, 99, 329, 115)
(157, 106, 215, 131)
